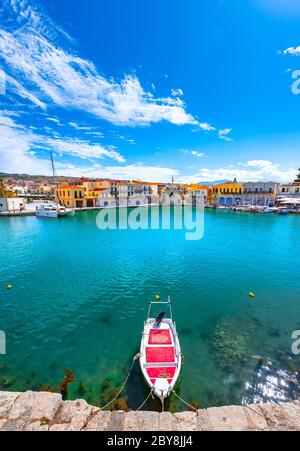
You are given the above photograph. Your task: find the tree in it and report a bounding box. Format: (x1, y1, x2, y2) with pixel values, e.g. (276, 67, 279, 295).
(295, 169, 300, 183)
(0, 179, 14, 198)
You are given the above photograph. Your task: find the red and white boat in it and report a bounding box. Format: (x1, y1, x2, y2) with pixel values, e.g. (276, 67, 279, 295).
(140, 296, 182, 406)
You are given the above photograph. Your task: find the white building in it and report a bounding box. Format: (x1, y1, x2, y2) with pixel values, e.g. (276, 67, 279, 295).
(242, 182, 280, 207)
(0, 198, 25, 213)
(278, 183, 300, 198)
(184, 188, 206, 206)
(96, 189, 117, 208)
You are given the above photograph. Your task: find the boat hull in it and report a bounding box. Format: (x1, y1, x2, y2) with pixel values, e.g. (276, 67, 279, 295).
(140, 318, 181, 400)
(36, 211, 58, 218)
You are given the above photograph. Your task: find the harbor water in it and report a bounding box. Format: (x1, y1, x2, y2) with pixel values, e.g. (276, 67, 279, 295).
(0, 208, 300, 410)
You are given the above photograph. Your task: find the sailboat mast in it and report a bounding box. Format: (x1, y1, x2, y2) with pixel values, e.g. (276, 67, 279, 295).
(50, 150, 57, 183)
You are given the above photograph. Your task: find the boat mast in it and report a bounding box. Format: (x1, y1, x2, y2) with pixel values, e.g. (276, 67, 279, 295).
(50, 150, 57, 182)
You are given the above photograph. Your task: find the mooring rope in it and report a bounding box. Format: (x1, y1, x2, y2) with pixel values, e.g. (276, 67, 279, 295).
(171, 389, 199, 413)
(135, 388, 154, 413)
(100, 358, 136, 410)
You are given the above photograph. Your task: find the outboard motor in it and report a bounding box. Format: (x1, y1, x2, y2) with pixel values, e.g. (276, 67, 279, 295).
(154, 311, 165, 328)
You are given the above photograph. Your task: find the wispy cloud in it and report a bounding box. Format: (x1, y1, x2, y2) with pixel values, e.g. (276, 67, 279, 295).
(197, 122, 233, 141)
(281, 46, 300, 56)
(0, 112, 177, 181)
(0, 1, 195, 127)
(0, 112, 126, 177)
(191, 151, 205, 158)
(218, 128, 233, 142)
(171, 88, 184, 97)
(68, 122, 93, 131)
(199, 122, 216, 132)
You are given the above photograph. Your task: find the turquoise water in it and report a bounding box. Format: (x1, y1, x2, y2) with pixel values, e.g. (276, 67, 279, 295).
(0, 208, 300, 410)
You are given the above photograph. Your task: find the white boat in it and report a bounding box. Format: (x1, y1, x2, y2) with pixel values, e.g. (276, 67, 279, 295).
(258, 207, 277, 214)
(140, 296, 182, 407)
(36, 204, 75, 218)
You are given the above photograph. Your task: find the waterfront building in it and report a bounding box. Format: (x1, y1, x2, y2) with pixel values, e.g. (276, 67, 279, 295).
(184, 184, 208, 205)
(242, 182, 280, 207)
(0, 197, 25, 213)
(129, 181, 164, 205)
(95, 180, 129, 207)
(161, 183, 187, 205)
(96, 188, 117, 207)
(213, 179, 244, 206)
(54, 186, 87, 208)
(186, 184, 213, 205)
(278, 183, 300, 198)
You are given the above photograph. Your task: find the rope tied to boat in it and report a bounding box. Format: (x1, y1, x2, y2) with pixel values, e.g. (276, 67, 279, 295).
(135, 388, 154, 413)
(171, 389, 199, 414)
(99, 356, 138, 411)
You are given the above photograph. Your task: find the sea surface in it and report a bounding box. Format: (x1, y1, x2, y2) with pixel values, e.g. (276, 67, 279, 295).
(0, 208, 300, 411)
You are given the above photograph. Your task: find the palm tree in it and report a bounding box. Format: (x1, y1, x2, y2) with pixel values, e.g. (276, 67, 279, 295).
(295, 169, 300, 183)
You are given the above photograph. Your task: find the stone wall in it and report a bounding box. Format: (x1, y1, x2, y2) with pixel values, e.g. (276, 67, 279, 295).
(0, 391, 299, 431)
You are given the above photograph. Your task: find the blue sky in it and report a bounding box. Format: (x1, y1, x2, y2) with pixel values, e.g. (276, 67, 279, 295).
(0, 0, 300, 182)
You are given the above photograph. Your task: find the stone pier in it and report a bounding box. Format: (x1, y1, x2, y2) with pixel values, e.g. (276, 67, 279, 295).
(0, 391, 299, 431)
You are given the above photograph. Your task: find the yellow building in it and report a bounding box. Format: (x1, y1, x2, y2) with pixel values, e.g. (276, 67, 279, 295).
(54, 180, 112, 208)
(213, 179, 244, 206)
(54, 185, 87, 208)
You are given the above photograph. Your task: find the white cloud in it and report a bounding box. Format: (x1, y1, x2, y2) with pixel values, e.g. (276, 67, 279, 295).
(37, 137, 126, 163)
(47, 117, 63, 126)
(199, 122, 216, 131)
(171, 88, 184, 97)
(282, 46, 300, 56)
(55, 163, 179, 182)
(0, 115, 51, 174)
(6, 74, 47, 110)
(0, 112, 126, 176)
(191, 151, 205, 158)
(0, 2, 195, 127)
(179, 160, 297, 184)
(68, 122, 93, 131)
(218, 128, 233, 142)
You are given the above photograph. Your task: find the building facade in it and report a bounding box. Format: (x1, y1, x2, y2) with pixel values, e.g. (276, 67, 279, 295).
(241, 182, 280, 207)
(213, 179, 244, 206)
(0, 197, 25, 212)
(278, 183, 300, 198)
(54, 186, 87, 208)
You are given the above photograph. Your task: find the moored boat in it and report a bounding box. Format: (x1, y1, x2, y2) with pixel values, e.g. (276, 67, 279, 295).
(140, 296, 182, 407)
(36, 203, 75, 218)
(258, 207, 278, 214)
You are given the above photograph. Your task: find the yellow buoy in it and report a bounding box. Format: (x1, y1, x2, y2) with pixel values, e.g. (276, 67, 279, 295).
(155, 295, 161, 300)
(249, 292, 255, 298)
(7, 284, 12, 290)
